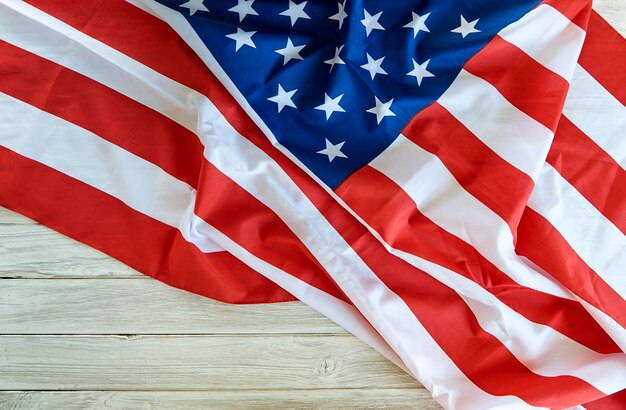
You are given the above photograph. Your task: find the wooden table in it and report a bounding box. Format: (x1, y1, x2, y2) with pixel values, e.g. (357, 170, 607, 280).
(0, 207, 439, 409)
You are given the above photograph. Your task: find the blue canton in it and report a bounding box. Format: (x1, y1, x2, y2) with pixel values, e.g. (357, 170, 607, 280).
(157, 0, 541, 188)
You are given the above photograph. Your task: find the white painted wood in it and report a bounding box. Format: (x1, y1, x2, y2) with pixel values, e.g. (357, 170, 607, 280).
(0, 205, 439, 407)
(0, 207, 35, 225)
(0, 279, 344, 335)
(0, 390, 439, 409)
(0, 335, 419, 391)
(594, 0, 626, 34)
(0, 205, 434, 404)
(0, 216, 139, 279)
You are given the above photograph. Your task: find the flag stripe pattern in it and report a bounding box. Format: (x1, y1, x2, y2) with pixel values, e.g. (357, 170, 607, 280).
(1, 0, 625, 408)
(0, 144, 298, 303)
(548, 115, 626, 235)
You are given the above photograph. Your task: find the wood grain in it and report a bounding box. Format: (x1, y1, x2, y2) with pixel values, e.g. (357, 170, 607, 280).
(0, 207, 440, 408)
(0, 222, 138, 279)
(0, 390, 440, 409)
(0, 207, 433, 407)
(0, 335, 419, 391)
(0, 208, 35, 225)
(0, 278, 344, 335)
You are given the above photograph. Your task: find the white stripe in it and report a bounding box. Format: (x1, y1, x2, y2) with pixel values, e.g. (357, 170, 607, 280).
(0, 90, 405, 378)
(391, 246, 626, 395)
(368, 135, 626, 391)
(579, 298, 626, 354)
(465, 288, 626, 395)
(0, 0, 200, 135)
(563, 65, 626, 169)
(438, 70, 553, 180)
(370, 134, 572, 299)
(499, 4, 586, 81)
(528, 163, 626, 300)
(0, 90, 224, 253)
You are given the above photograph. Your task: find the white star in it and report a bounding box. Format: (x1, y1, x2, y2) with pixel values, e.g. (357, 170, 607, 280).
(404, 12, 430, 38)
(324, 45, 345, 72)
(179, 0, 208, 16)
(366, 97, 395, 124)
(360, 53, 387, 80)
(228, 0, 258, 22)
(267, 84, 297, 112)
(406, 58, 434, 86)
(315, 93, 346, 120)
(361, 9, 384, 37)
(275, 38, 305, 65)
(317, 138, 348, 162)
(225, 28, 257, 51)
(279, 0, 310, 26)
(329, 1, 348, 30)
(451, 15, 480, 38)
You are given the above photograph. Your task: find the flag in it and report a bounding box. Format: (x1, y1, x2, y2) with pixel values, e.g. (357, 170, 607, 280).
(0, 0, 402, 369)
(1, 0, 625, 408)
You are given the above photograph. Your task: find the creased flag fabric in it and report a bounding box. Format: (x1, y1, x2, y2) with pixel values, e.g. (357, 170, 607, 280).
(0, 0, 625, 408)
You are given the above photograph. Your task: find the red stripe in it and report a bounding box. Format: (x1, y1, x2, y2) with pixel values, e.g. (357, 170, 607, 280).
(402, 102, 532, 235)
(0, 39, 204, 189)
(578, 11, 626, 106)
(464, 35, 570, 132)
(548, 116, 626, 235)
(193, 162, 348, 303)
(0, 146, 295, 304)
(516, 207, 626, 330)
(336, 165, 620, 355)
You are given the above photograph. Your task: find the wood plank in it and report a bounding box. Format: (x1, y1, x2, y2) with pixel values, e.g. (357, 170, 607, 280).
(0, 390, 441, 409)
(0, 220, 139, 279)
(0, 335, 419, 391)
(0, 207, 35, 225)
(595, 0, 626, 34)
(0, 279, 344, 334)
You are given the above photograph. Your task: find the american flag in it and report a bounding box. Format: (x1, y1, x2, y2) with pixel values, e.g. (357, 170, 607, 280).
(1, 0, 625, 408)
